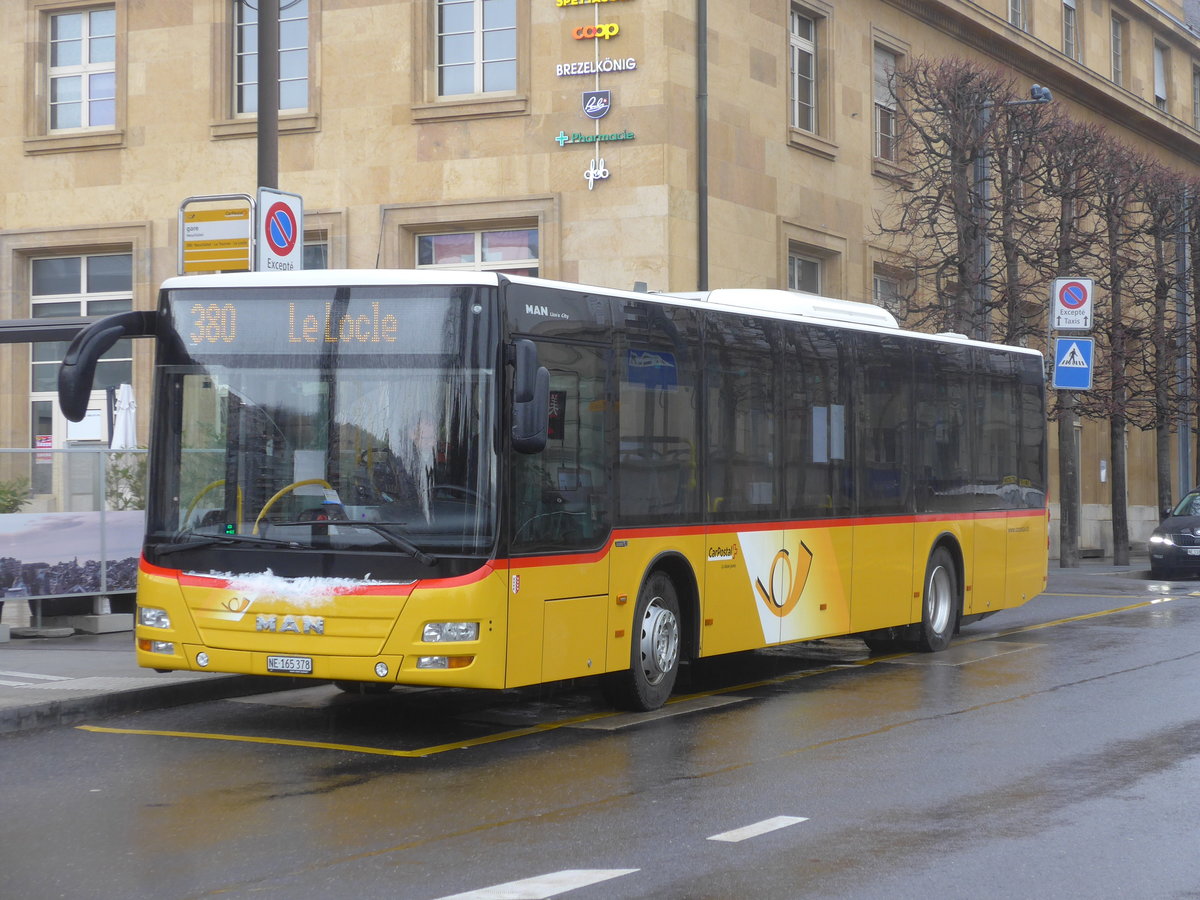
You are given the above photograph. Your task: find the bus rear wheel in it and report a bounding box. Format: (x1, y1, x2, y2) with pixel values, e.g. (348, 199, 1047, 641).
(605, 571, 681, 711)
(914, 547, 958, 652)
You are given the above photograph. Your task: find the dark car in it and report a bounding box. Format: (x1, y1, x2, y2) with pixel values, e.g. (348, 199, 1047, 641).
(1148, 489, 1200, 578)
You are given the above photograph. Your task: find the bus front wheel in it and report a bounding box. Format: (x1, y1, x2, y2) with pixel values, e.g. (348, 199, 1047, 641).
(915, 547, 958, 652)
(605, 571, 681, 711)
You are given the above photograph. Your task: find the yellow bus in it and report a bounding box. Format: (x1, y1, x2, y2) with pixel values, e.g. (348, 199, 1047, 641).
(59, 271, 1047, 711)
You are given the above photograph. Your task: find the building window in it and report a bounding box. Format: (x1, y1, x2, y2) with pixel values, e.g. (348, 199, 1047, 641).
(416, 228, 538, 276)
(1063, 0, 1079, 62)
(233, 0, 309, 114)
(873, 273, 903, 316)
(1193, 68, 1200, 130)
(789, 8, 817, 133)
(788, 251, 821, 294)
(30, 254, 132, 394)
(1154, 42, 1169, 112)
(1111, 16, 1125, 86)
(874, 46, 898, 161)
(48, 7, 116, 130)
(1008, 0, 1026, 31)
(303, 238, 328, 270)
(437, 0, 516, 97)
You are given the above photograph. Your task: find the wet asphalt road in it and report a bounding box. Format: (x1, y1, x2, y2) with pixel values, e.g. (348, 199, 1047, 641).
(3, 568, 1200, 899)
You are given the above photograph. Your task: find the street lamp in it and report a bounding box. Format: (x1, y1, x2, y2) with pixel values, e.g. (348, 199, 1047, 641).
(972, 83, 1054, 338)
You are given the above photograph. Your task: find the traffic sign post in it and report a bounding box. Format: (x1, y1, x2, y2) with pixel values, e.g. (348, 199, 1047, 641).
(1053, 337, 1094, 390)
(1052, 277, 1093, 330)
(255, 187, 304, 271)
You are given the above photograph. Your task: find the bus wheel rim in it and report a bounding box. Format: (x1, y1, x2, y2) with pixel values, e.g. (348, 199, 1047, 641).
(927, 565, 952, 634)
(640, 600, 679, 686)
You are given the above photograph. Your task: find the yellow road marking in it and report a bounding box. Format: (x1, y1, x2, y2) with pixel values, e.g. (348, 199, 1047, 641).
(77, 593, 1183, 756)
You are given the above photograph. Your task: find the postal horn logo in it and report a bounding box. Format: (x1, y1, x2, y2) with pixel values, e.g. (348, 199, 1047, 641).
(754, 541, 814, 618)
(583, 90, 611, 120)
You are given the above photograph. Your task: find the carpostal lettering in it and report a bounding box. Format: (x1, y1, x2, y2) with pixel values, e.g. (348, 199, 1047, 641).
(573, 23, 620, 39)
(288, 301, 399, 344)
(555, 58, 637, 77)
(707, 545, 738, 562)
(557, 0, 631, 6)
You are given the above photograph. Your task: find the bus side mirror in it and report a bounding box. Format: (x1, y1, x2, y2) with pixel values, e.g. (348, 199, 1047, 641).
(511, 339, 549, 454)
(58, 310, 157, 422)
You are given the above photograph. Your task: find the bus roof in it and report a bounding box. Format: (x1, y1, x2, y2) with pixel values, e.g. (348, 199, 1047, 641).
(158, 269, 1042, 358)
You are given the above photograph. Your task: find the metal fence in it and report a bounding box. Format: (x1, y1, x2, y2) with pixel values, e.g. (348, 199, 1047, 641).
(0, 447, 145, 627)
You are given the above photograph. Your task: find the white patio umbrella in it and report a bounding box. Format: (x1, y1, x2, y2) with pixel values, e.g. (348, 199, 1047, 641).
(110, 383, 137, 451)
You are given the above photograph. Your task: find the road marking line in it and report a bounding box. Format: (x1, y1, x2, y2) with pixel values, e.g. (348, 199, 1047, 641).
(708, 815, 808, 843)
(78, 708, 617, 757)
(0, 670, 71, 681)
(569, 695, 748, 730)
(433, 869, 639, 900)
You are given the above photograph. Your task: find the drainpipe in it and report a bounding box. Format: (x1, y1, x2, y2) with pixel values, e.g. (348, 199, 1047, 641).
(697, 0, 709, 291)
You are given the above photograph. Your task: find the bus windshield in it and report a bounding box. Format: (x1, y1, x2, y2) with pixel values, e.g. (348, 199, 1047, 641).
(147, 286, 497, 561)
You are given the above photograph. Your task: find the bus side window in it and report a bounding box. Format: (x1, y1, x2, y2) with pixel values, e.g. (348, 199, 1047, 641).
(616, 303, 701, 524)
(704, 315, 781, 521)
(783, 324, 852, 518)
(510, 342, 611, 553)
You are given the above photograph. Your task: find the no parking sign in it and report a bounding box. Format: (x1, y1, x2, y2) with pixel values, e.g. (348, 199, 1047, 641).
(255, 188, 304, 272)
(1052, 277, 1093, 330)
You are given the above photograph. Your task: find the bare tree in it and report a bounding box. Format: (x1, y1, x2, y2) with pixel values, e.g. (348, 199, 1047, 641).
(1079, 144, 1155, 565)
(1127, 164, 1188, 512)
(877, 57, 1017, 338)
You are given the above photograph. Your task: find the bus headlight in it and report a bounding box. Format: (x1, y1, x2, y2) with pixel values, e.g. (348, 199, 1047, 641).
(138, 606, 171, 629)
(417, 656, 474, 669)
(423, 621, 479, 642)
(138, 638, 175, 655)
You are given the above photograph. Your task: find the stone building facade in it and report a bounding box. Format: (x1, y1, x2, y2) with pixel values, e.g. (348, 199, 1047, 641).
(3, 0, 1200, 554)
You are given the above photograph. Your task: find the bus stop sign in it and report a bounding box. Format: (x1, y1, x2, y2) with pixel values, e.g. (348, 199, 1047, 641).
(1053, 337, 1094, 390)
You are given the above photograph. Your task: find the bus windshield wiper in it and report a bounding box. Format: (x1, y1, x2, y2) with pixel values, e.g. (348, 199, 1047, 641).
(270, 521, 438, 566)
(155, 531, 303, 556)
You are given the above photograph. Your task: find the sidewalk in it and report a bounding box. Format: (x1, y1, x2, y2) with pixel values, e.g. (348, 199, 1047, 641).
(0, 556, 1168, 736)
(0, 629, 296, 735)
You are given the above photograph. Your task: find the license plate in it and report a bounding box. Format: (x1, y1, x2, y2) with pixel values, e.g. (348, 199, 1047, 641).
(1188, 549, 1200, 557)
(267, 655, 313, 674)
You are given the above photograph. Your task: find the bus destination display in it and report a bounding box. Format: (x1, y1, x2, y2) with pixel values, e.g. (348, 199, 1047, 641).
(173, 296, 410, 354)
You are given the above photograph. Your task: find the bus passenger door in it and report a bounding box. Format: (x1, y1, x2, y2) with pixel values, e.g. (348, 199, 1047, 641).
(506, 340, 613, 687)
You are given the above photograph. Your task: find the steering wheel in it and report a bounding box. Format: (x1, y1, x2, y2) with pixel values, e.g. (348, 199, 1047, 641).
(183, 480, 243, 529)
(253, 479, 333, 534)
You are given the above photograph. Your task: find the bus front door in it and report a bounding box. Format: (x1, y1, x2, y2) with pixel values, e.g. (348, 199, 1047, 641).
(506, 341, 613, 687)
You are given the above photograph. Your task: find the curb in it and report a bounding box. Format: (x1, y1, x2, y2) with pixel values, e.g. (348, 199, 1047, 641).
(0, 674, 307, 736)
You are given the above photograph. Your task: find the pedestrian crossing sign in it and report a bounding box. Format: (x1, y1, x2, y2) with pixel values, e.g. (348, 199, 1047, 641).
(1053, 337, 1094, 390)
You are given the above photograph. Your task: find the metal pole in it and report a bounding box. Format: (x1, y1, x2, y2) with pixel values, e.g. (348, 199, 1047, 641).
(257, 0, 279, 190)
(696, 0, 708, 291)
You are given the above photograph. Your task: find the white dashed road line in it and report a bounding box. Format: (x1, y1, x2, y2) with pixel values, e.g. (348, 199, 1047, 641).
(0, 670, 72, 686)
(434, 869, 639, 900)
(707, 815, 809, 843)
